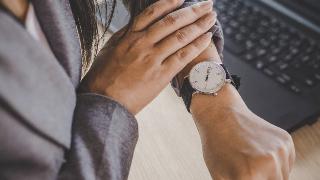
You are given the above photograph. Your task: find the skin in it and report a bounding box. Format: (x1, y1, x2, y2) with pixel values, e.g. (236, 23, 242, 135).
(3, 0, 296, 179)
(81, 0, 216, 114)
(183, 42, 296, 180)
(0, 0, 28, 21)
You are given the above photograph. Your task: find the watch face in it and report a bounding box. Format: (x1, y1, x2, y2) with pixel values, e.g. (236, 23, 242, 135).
(189, 61, 226, 94)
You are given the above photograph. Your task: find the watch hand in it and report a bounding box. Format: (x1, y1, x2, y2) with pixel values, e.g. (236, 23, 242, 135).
(205, 67, 210, 81)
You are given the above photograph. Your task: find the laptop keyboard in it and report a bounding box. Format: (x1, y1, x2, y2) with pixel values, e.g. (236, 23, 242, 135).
(215, 0, 320, 94)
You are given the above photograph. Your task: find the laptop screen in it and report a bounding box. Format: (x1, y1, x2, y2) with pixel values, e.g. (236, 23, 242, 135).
(276, 0, 320, 25)
(107, 0, 320, 32)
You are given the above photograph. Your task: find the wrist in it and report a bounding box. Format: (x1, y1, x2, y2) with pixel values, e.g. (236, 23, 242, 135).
(190, 84, 248, 126)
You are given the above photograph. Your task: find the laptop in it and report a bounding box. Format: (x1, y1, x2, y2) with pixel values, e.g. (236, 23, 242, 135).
(108, 0, 320, 131)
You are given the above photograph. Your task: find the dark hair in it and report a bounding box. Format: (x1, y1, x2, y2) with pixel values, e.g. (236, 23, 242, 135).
(122, 0, 157, 21)
(69, 0, 157, 69)
(69, 0, 116, 70)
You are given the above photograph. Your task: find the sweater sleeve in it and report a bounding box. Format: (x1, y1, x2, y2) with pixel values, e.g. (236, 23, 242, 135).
(58, 93, 138, 180)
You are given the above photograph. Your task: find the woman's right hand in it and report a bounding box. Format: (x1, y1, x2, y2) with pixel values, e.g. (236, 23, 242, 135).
(190, 43, 295, 180)
(80, 0, 216, 114)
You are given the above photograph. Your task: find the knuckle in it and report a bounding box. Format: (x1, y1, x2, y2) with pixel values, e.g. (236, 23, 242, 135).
(191, 4, 202, 15)
(163, 13, 179, 26)
(199, 13, 215, 28)
(167, 0, 181, 6)
(132, 33, 149, 48)
(252, 151, 277, 167)
(143, 53, 157, 64)
(144, 5, 156, 17)
(144, 62, 160, 78)
(132, 16, 143, 31)
(176, 48, 189, 60)
(197, 19, 208, 29)
(277, 142, 288, 156)
(192, 38, 203, 49)
(283, 132, 293, 142)
(278, 129, 293, 146)
(135, 37, 145, 46)
(175, 30, 188, 44)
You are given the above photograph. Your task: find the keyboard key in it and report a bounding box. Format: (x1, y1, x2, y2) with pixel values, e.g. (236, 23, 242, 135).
(276, 76, 289, 84)
(263, 68, 275, 76)
(235, 34, 245, 42)
(271, 47, 282, 55)
(268, 56, 278, 63)
(256, 49, 267, 57)
(256, 61, 265, 69)
(230, 20, 240, 28)
(245, 40, 255, 50)
(216, 0, 320, 92)
(304, 78, 315, 87)
(276, 62, 289, 70)
(260, 39, 270, 47)
(301, 55, 311, 63)
(249, 32, 259, 40)
(315, 73, 320, 81)
(244, 53, 255, 61)
(281, 74, 291, 81)
(290, 48, 299, 55)
(224, 27, 233, 36)
(239, 26, 249, 34)
(290, 84, 302, 94)
(292, 62, 302, 69)
(225, 38, 246, 54)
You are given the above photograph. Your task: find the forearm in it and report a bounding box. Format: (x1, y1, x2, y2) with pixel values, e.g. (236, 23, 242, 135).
(178, 45, 295, 179)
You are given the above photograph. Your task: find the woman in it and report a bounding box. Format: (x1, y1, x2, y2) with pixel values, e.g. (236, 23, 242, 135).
(0, 0, 295, 179)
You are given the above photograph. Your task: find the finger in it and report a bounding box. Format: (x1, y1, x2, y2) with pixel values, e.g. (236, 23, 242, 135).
(287, 137, 296, 172)
(154, 11, 216, 61)
(132, 0, 185, 31)
(162, 32, 213, 78)
(146, 0, 214, 43)
(269, 153, 283, 180)
(279, 147, 290, 180)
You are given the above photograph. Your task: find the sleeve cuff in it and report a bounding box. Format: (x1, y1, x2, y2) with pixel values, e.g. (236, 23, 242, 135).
(75, 93, 139, 148)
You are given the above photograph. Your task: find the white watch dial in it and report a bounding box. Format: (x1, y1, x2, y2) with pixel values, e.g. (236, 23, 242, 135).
(189, 61, 226, 94)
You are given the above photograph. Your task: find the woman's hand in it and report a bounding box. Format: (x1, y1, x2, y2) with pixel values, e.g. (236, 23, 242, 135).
(192, 89, 295, 180)
(80, 0, 217, 114)
(188, 44, 295, 180)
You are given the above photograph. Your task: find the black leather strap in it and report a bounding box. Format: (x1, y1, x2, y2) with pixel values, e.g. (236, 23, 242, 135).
(181, 78, 196, 113)
(221, 64, 241, 90)
(181, 64, 240, 113)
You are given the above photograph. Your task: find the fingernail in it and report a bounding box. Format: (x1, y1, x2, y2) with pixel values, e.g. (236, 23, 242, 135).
(206, 32, 213, 38)
(205, 11, 216, 24)
(198, 0, 213, 9)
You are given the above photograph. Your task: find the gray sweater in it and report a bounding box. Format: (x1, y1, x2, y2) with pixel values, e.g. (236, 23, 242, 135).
(0, 0, 222, 179)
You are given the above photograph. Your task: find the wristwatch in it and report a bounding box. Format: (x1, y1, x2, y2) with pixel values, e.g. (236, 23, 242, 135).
(180, 61, 240, 112)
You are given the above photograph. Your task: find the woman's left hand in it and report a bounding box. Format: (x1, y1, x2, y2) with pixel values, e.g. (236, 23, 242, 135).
(79, 0, 216, 115)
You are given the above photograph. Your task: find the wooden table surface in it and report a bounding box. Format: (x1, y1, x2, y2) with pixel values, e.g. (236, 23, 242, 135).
(128, 86, 320, 180)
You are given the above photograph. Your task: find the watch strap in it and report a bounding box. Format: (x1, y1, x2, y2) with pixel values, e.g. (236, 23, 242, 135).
(181, 78, 196, 113)
(221, 64, 241, 90)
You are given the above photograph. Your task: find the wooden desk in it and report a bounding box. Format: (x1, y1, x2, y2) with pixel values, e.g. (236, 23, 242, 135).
(128, 86, 320, 180)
